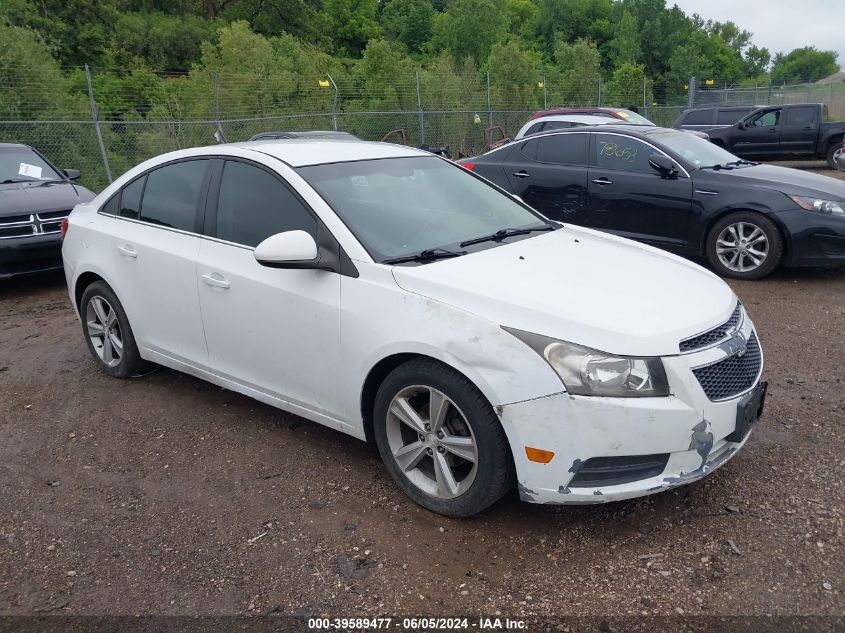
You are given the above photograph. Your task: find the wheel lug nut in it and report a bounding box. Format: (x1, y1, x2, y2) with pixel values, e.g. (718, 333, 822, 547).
(424, 424, 431, 432)
(418, 434, 425, 442)
(426, 447, 433, 455)
(436, 431, 444, 439)
(437, 446, 445, 453)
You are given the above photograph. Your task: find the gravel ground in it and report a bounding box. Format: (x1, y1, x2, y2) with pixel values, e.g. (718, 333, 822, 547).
(1, 165, 843, 621)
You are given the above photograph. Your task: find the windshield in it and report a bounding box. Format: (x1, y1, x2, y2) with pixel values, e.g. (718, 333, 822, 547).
(0, 146, 63, 183)
(646, 128, 741, 168)
(613, 110, 656, 126)
(298, 156, 551, 262)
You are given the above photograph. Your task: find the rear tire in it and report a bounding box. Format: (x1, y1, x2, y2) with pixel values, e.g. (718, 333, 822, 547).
(80, 281, 149, 378)
(827, 141, 843, 171)
(706, 212, 783, 280)
(373, 358, 514, 517)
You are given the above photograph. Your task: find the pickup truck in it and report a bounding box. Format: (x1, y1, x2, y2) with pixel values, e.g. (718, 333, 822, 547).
(705, 103, 845, 169)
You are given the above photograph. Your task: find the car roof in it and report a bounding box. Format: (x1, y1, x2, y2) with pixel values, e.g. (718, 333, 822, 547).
(0, 143, 31, 149)
(227, 139, 427, 167)
(529, 114, 624, 124)
(249, 130, 359, 140)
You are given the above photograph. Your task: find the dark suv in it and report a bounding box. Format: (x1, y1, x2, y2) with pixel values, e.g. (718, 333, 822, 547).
(674, 106, 757, 132)
(0, 143, 95, 279)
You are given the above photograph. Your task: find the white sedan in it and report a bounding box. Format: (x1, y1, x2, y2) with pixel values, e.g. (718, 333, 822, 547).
(62, 140, 766, 517)
(514, 114, 628, 140)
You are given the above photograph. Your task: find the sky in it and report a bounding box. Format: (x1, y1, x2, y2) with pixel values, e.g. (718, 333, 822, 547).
(669, 0, 845, 73)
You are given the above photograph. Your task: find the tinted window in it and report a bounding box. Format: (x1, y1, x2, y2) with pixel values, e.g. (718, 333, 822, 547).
(535, 133, 588, 165)
(543, 121, 575, 132)
(119, 176, 145, 220)
(101, 192, 119, 215)
(716, 109, 750, 125)
(140, 160, 208, 231)
(594, 134, 658, 173)
(524, 122, 546, 137)
(681, 110, 713, 125)
(216, 160, 316, 247)
(784, 106, 816, 126)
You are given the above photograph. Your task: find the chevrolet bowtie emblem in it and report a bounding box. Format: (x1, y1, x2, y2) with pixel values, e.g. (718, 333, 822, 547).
(725, 330, 747, 357)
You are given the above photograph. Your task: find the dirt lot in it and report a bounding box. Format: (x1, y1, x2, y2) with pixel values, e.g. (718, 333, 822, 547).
(1, 165, 844, 622)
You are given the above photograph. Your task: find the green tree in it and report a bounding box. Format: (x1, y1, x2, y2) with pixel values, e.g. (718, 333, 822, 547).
(605, 62, 650, 108)
(380, 0, 435, 53)
(744, 45, 771, 77)
(550, 37, 602, 105)
(488, 39, 542, 109)
(352, 39, 416, 110)
(606, 10, 642, 68)
(433, 0, 506, 66)
(317, 0, 381, 56)
(504, 0, 538, 39)
(771, 47, 839, 83)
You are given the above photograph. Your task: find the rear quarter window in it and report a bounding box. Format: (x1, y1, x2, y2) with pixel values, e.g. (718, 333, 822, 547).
(681, 110, 714, 126)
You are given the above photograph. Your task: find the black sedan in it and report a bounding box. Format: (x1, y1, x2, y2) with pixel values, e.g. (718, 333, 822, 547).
(461, 126, 845, 279)
(1, 143, 95, 279)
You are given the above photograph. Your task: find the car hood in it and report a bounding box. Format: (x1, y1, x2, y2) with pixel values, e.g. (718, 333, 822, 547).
(708, 164, 845, 200)
(0, 182, 95, 218)
(391, 226, 736, 357)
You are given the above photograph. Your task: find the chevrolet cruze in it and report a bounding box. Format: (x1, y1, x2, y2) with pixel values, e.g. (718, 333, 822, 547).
(62, 140, 766, 517)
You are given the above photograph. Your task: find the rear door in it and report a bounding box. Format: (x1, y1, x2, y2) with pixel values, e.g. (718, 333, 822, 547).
(99, 159, 211, 368)
(586, 132, 693, 249)
(732, 108, 781, 157)
(500, 133, 590, 224)
(779, 105, 818, 155)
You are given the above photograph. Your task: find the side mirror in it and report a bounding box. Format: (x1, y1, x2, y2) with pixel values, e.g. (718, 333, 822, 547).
(648, 154, 678, 177)
(63, 169, 81, 180)
(254, 230, 319, 268)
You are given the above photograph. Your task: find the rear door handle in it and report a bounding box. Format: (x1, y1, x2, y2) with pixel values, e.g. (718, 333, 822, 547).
(117, 245, 137, 259)
(591, 178, 613, 186)
(202, 272, 230, 290)
(512, 170, 531, 179)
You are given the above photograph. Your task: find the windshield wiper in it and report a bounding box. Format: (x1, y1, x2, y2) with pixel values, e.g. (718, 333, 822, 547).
(700, 163, 735, 171)
(382, 247, 467, 265)
(1, 178, 37, 184)
(726, 159, 759, 167)
(459, 225, 554, 248)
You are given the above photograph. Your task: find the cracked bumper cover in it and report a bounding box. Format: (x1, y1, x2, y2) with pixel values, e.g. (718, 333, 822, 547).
(498, 334, 761, 505)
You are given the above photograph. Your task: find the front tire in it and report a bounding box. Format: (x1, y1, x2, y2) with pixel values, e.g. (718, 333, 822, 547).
(706, 212, 783, 280)
(373, 359, 514, 517)
(80, 281, 149, 378)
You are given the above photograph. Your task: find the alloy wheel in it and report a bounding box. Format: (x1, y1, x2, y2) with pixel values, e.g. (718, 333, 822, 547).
(835, 147, 843, 171)
(385, 385, 478, 499)
(85, 296, 123, 367)
(716, 222, 769, 274)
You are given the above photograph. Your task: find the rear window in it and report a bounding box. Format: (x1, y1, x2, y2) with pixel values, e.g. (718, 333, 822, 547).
(140, 160, 209, 232)
(681, 110, 714, 126)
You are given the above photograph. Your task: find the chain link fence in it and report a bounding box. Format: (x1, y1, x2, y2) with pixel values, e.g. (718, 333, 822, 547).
(2, 67, 844, 193)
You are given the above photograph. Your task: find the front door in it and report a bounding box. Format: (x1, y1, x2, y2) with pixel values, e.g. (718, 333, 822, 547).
(586, 133, 693, 249)
(196, 158, 342, 419)
(732, 108, 781, 158)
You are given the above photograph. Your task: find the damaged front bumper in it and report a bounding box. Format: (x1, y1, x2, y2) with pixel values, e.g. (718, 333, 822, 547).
(498, 320, 763, 505)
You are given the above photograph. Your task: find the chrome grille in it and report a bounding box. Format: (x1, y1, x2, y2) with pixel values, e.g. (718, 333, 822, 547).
(679, 302, 743, 353)
(692, 332, 762, 401)
(0, 210, 70, 239)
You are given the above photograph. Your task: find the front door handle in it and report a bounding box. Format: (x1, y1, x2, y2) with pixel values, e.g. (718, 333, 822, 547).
(202, 272, 230, 290)
(591, 177, 613, 186)
(512, 170, 531, 179)
(117, 245, 137, 259)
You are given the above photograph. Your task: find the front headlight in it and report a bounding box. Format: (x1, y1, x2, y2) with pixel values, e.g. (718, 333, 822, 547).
(503, 327, 670, 397)
(788, 195, 844, 215)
